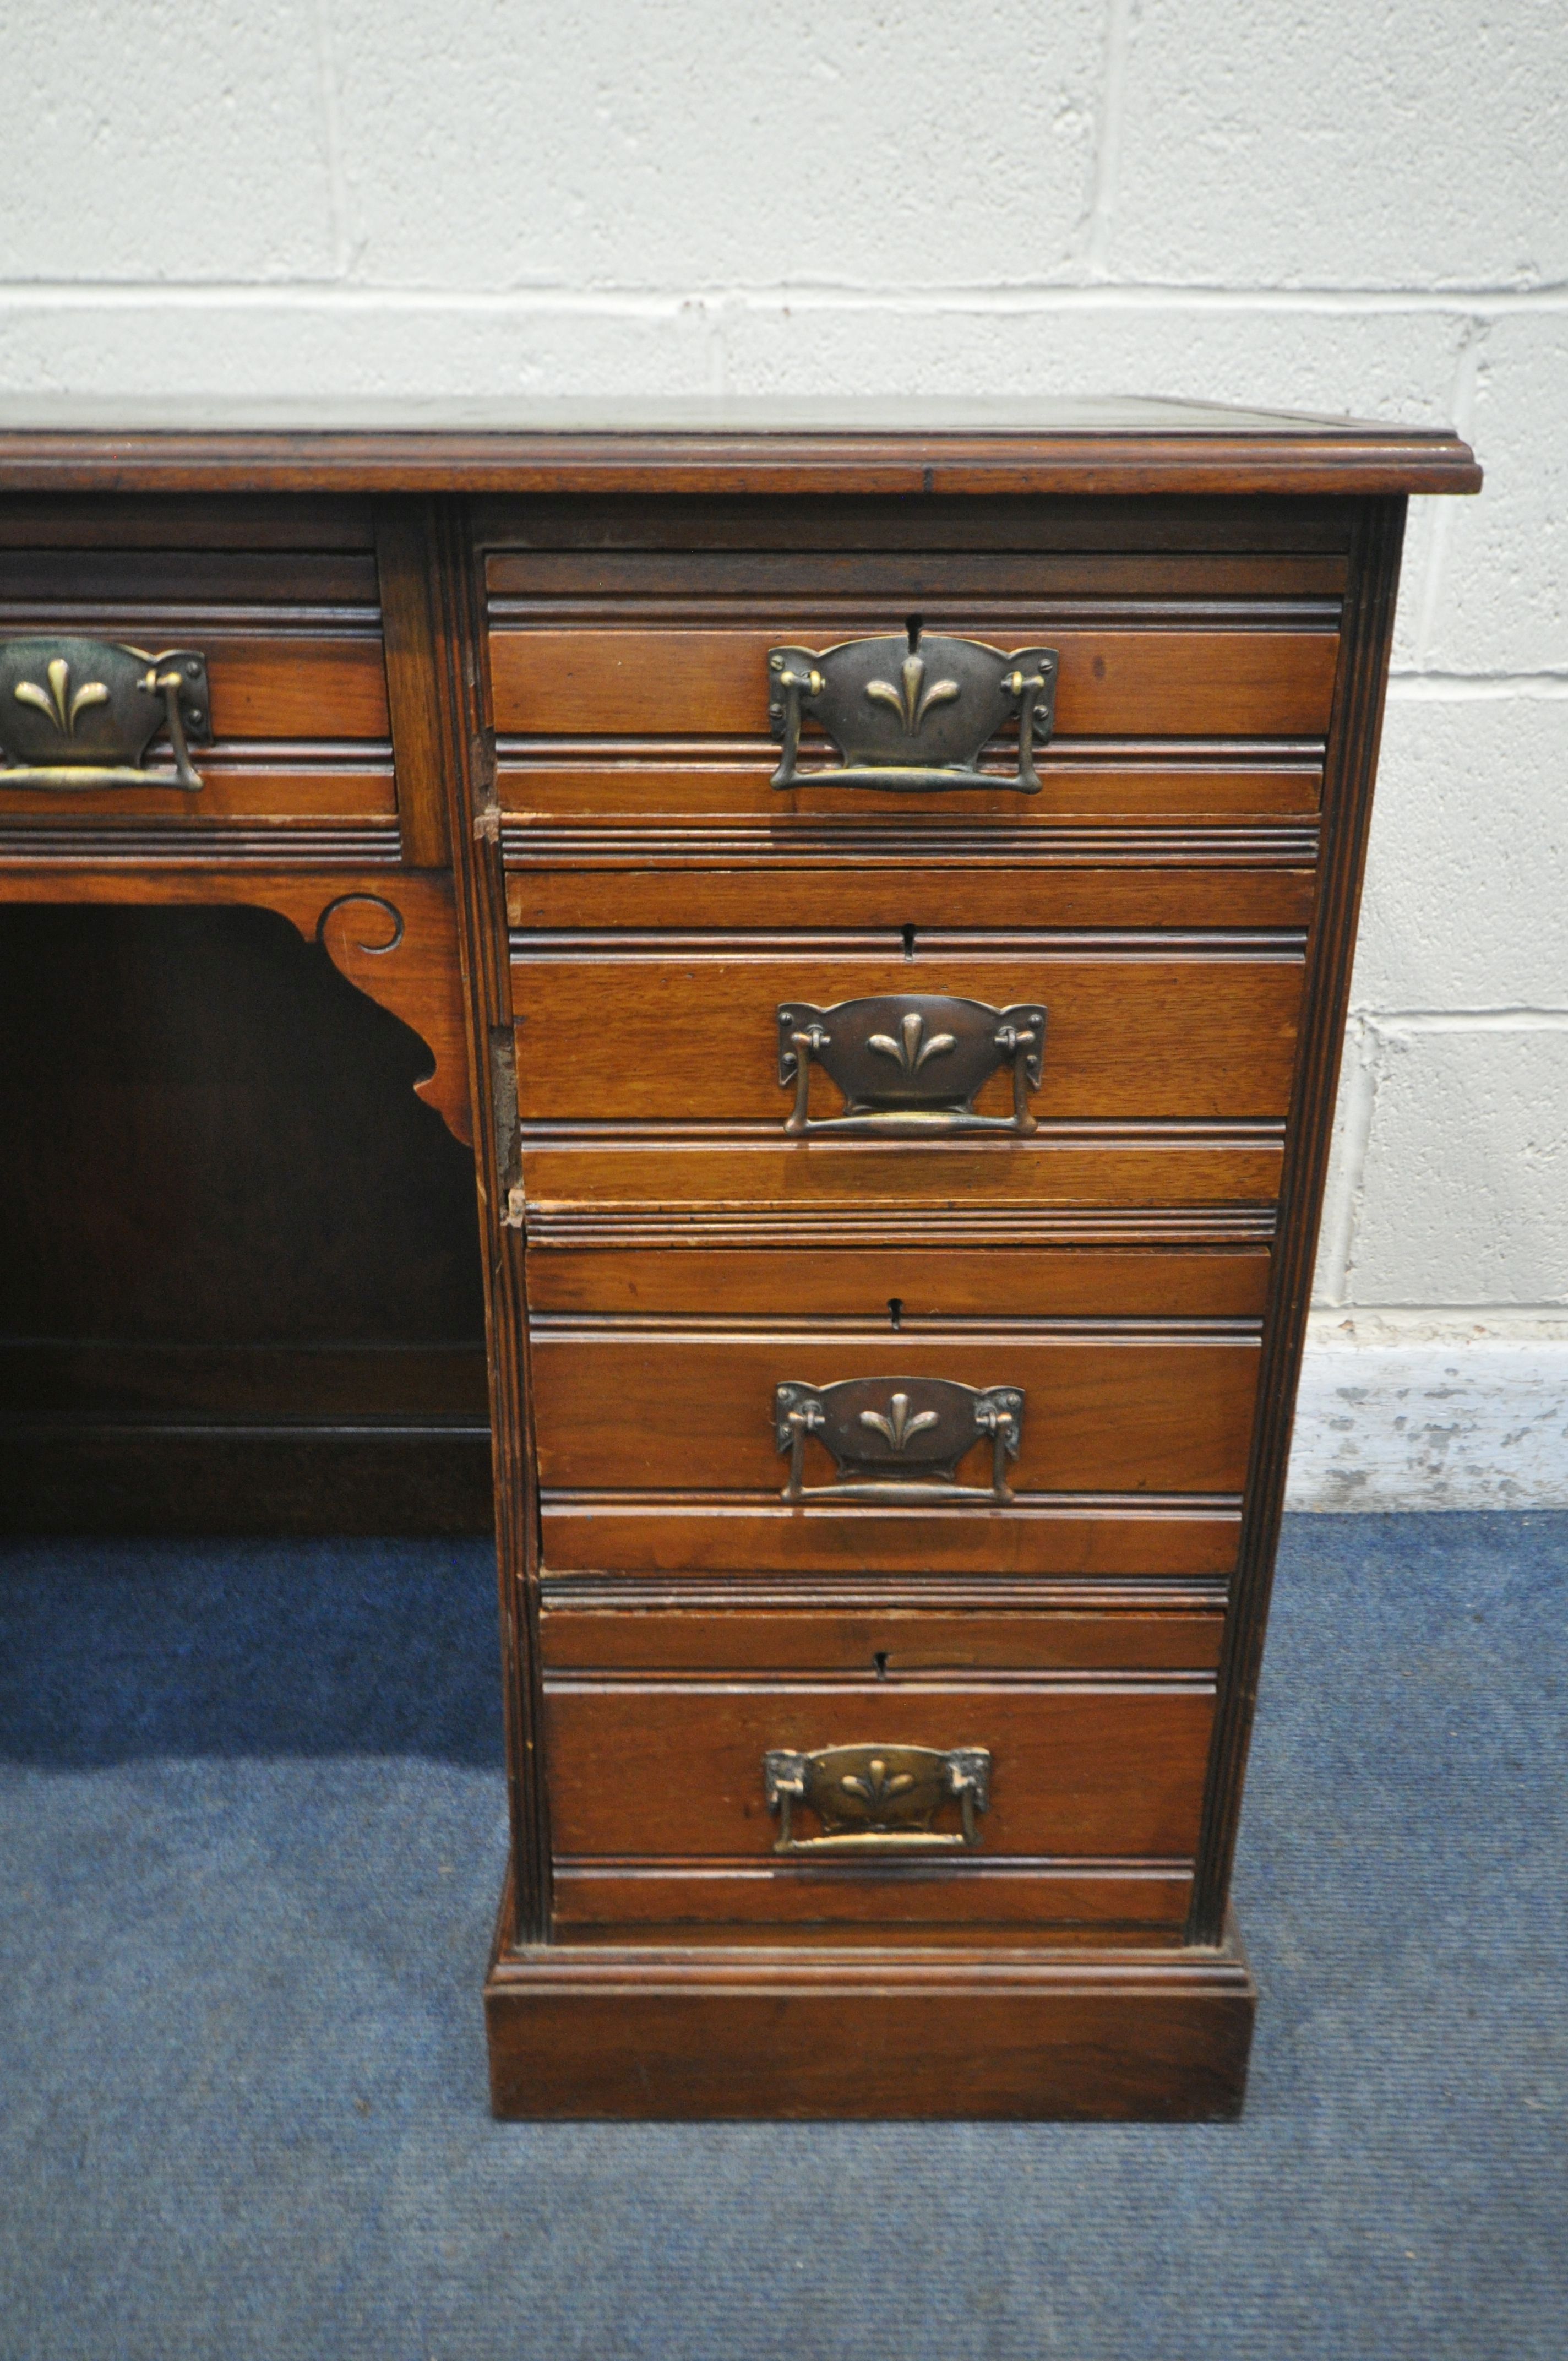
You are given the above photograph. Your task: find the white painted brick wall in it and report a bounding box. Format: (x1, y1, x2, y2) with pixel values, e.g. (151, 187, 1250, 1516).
(4, 2, 1565, 1505)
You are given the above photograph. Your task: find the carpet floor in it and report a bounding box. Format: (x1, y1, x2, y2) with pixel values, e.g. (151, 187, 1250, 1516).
(1, 1514, 1564, 2360)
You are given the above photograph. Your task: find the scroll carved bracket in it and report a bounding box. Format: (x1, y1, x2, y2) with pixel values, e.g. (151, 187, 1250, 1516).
(312, 884, 473, 1147)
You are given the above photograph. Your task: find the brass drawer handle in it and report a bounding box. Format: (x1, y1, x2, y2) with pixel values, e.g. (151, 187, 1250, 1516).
(0, 637, 210, 791)
(778, 991, 1045, 1136)
(775, 1375, 1023, 1504)
(768, 621, 1056, 795)
(764, 1742, 991, 1854)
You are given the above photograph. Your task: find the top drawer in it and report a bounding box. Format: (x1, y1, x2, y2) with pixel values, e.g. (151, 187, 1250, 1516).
(485, 533, 1342, 830)
(0, 499, 394, 828)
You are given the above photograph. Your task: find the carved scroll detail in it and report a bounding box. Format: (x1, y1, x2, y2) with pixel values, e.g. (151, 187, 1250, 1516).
(311, 883, 471, 1145)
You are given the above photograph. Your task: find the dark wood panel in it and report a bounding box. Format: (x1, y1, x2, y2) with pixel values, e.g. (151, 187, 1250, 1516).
(511, 944, 1305, 1124)
(477, 490, 1358, 554)
(489, 548, 1348, 596)
(485, 1924, 1256, 2119)
(530, 1330, 1259, 1494)
(0, 417, 1476, 498)
(0, 548, 378, 602)
(524, 1243, 1272, 1319)
(538, 1602, 1225, 1672)
(0, 1426, 493, 1536)
(0, 901, 486, 1532)
(538, 1495, 1240, 1577)
(545, 1677, 1214, 1859)
(491, 626, 1341, 738)
(505, 864, 1318, 933)
(552, 1862, 1193, 1930)
(516, 1132, 1285, 1211)
(0, 493, 378, 550)
(375, 502, 452, 866)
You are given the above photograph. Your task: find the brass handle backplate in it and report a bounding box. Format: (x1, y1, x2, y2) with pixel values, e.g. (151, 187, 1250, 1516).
(0, 637, 210, 791)
(778, 991, 1046, 1136)
(775, 1375, 1024, 1504)
(764, 1742, 992, 1854)
(768, 620, 1056, 795)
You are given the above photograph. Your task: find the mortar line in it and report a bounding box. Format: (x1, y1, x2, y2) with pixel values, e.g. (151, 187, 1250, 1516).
(1, 280, 1565, 317)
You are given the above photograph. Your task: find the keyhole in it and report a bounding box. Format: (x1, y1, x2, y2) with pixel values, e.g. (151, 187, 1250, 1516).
(901, 923, 917, 961)
(873, 1650, 889, 1680)
(888, 1297, 903, 1331)
(906, 613, 923, 651)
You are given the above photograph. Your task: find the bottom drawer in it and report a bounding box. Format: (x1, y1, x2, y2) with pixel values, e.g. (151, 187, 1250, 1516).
(541, 1606, 1217, 1935)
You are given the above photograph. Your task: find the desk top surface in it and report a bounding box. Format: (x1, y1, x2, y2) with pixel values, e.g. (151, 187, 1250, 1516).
(0, 395, 1480, 497)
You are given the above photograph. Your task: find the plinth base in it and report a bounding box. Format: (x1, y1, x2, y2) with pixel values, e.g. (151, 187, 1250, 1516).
(484, 1885, 1256, 2121)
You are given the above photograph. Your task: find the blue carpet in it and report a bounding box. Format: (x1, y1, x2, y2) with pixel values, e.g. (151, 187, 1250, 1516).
(1, 1515, 1564, 2360)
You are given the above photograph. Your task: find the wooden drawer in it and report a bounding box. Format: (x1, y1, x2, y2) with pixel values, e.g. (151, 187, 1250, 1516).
(539, 1493, 1243, 1577)
(491, 623, 1338, 743)
(517, 1129, 1284, 1215)
(0, 533, 394, 826)
(532, 1292, 1256, 1579)
(543, 1644, 1216, 1931)
(538, 1595, 1227, 1674)
(529, 1325, 1259, 1497)
(524, 1236, 1272, 1319)
(505, 856, 1318, 935)
(511, 932, 1305, 1125)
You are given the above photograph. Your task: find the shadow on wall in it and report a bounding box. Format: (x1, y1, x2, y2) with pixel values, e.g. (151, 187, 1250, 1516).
(0, 1536, 503, 1767)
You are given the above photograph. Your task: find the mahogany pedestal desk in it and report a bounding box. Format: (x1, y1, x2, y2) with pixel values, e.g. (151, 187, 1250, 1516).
(0, 402, 1480, 2120)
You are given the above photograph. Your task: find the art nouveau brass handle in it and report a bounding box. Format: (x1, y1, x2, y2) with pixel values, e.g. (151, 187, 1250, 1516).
(0, 637, 211, 791)
(764, 1743, 992, 1854)
(768, 620, 1056, 794)
(775, 1376, 1024, 1504)
(778, 992, 1046, 1136)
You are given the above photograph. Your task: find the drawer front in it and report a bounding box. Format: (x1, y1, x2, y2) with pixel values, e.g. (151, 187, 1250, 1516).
(524, 1238, 1272, 1319)
(0, 532, 394, 827)
(486, 526, 1339, 829)
(506, 861, 1318, 935)
(544, 1669, 1215, 1930)
(539, 1494, 1242, 1578)
(529, 1329, 1259, 1496)
(511, 936, 1305, 1125)
(540, 1601, 1226, 1674)
(517, 1131, 1283, 1215)
(492, 624, 1338, 742)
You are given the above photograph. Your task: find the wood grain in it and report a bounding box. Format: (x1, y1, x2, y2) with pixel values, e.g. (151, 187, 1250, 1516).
(543, 1677, 1215, 1860)
(484, 1922, 1256, 2119)
(524, 1242, 1272, 1318)
(375, 501, 453, 865)
(538, 1602, 1225, 1672)
(551, 1863, 1194, 1932)
(491, 626, 1341, 739)
(538, 1495, 1241, 1578)
(529, 1329, 1259, 1494)
(505, 862, 1318, 934)
(496, 743, 1325, 823)
(510, 941, 1305, 1124)
(516, 1131, 1286, 1212)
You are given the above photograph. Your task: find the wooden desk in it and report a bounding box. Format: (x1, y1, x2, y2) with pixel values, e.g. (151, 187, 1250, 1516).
(0, 402, 1480, 2118)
